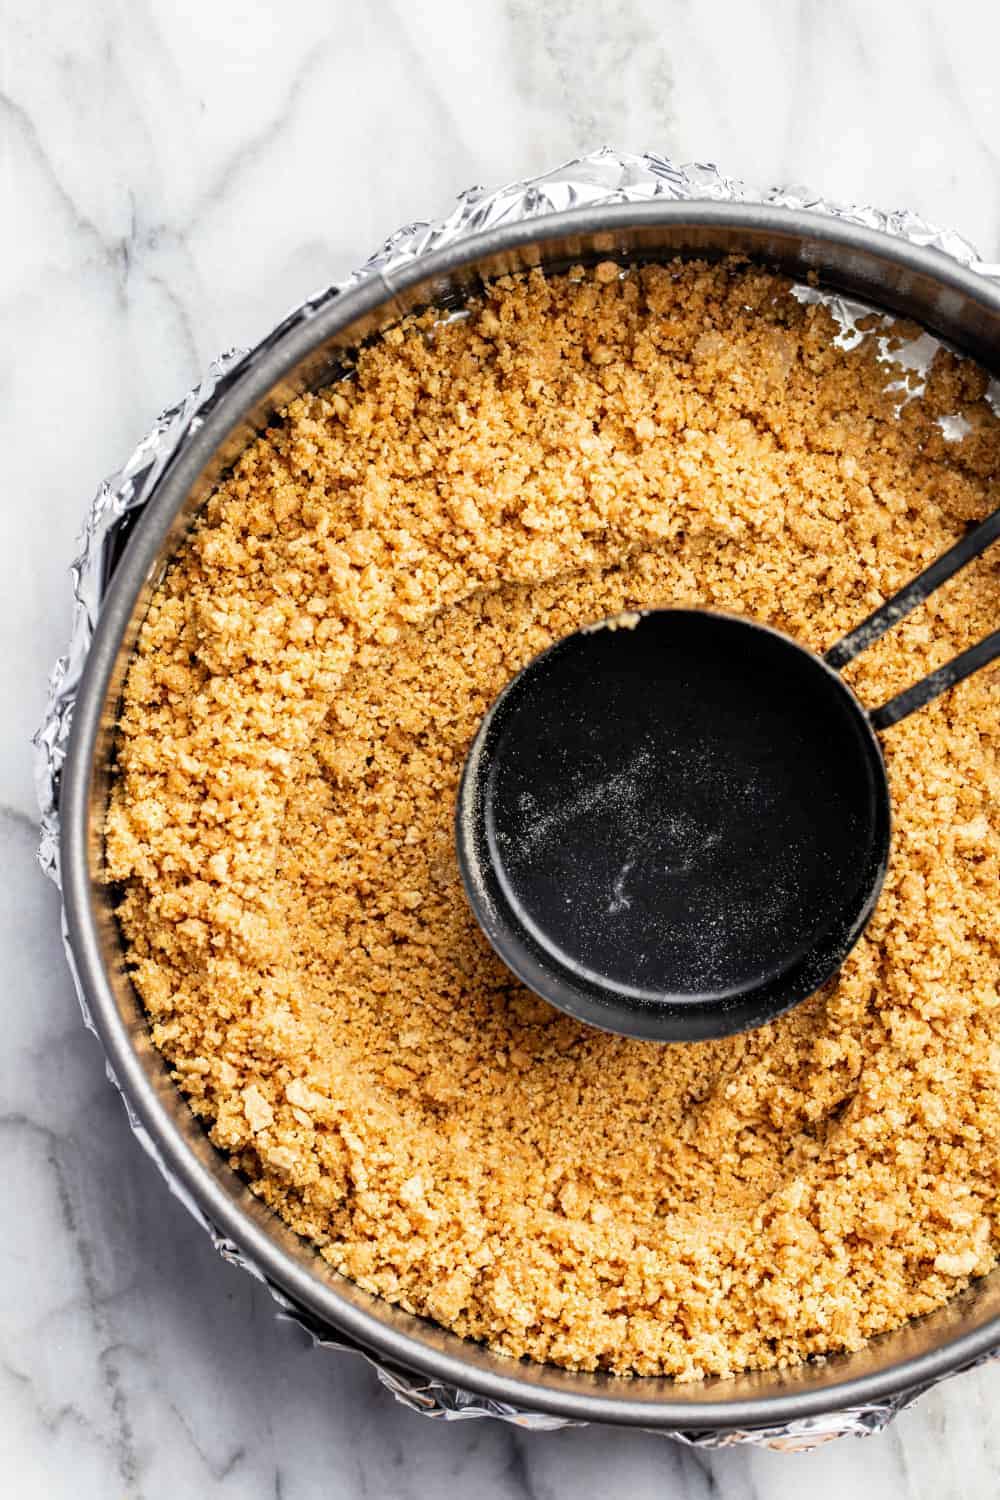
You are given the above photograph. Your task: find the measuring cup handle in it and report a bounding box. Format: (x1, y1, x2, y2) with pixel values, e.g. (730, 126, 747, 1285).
(867, 628, 1000, 729)
(825, 506, 1000, 671)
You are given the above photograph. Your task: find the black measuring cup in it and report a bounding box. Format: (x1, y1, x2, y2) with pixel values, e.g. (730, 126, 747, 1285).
(457, 508, 999, 1041)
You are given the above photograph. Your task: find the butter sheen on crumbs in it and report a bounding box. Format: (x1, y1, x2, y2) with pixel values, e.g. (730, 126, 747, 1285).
(106, 259, 998, 1380)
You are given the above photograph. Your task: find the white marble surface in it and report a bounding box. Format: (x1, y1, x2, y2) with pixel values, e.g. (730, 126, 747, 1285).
(4, 0, 1000, 1494)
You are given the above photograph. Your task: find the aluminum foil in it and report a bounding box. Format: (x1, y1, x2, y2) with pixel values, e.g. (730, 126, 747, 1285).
(33, 148, 1000, 1452)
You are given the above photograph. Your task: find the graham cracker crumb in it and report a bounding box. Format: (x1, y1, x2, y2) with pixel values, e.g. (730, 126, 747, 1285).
(107, 259, 999, 1380)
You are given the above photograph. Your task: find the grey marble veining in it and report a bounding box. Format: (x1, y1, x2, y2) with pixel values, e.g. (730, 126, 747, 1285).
(4, 0, 1000, 1494)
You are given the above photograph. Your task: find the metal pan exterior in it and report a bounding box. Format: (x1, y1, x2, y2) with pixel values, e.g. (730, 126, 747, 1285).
(60, 201, 1000, 1430)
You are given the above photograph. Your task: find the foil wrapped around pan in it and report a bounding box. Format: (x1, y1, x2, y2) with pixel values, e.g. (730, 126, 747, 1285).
(33, 148, 1000, 1451)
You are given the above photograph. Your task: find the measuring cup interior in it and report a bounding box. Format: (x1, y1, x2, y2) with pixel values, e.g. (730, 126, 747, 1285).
(457, 610, 893, 1041)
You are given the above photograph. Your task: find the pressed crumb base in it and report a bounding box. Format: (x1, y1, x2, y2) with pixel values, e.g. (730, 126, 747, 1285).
(107, 260, 999, 1379)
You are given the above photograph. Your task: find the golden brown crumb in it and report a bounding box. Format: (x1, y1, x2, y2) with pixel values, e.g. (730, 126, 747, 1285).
(106, 259, 999, 1380)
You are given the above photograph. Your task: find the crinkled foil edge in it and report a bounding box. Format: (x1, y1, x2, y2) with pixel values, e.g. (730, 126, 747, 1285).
(32, 148, 1000, 1451)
